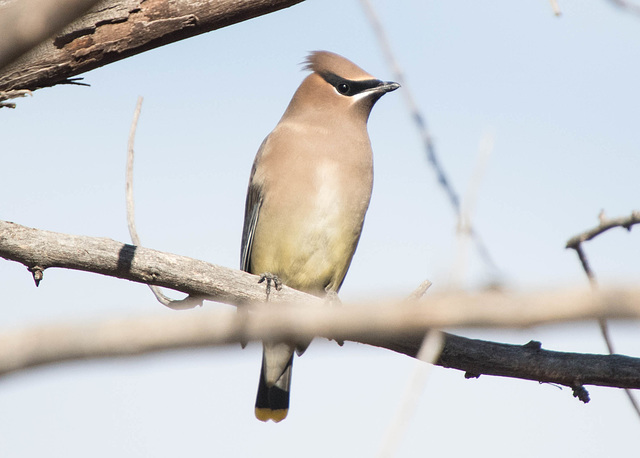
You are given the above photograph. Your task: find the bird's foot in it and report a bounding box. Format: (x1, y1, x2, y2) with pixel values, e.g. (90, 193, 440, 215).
(258, 272, 282, 301)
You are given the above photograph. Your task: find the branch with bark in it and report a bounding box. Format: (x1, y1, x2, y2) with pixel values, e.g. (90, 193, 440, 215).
(0, 0, 305, 92)
(2, 219, 640, 401)
(2, 311, 640, 400)
(566, 209, 640, 416)
(566, 210, 640, 250)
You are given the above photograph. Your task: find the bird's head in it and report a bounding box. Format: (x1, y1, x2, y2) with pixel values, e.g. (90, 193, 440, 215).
(284, 51, 400, 122)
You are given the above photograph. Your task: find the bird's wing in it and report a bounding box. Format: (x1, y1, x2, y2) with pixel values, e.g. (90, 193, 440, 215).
(240, 138, 268, 273)
(240, 181, 262, 272)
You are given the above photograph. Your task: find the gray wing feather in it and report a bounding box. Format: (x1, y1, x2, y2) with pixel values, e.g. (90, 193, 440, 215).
(241, 137, 269, 273)
(240, 181, 262, 273)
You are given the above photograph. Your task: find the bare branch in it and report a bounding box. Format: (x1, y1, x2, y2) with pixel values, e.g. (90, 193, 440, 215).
(566, 210, 640, 249)
(1, 308, 640, 397)
(125, 96, 144, 248)
(125, 97, 196, 309)
(574, 243, 598, 288)
(4, 219, 640, 326)
(378, 330, 444, 458)
(358, 0, 500, 276)
(451, 132, 495, 285)
(566, 210, 640, 419)
(0, 0, 305, 92)
(0, 219, 319, 307)
(2, 219, 640, 398)
(406, 279, 432, 300)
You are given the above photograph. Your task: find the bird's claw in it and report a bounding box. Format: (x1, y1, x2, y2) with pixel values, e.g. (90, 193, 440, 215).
(258, 272, 282, 300)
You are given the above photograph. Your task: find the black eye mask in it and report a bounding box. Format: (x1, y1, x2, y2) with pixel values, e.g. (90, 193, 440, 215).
(319, 71, 384, 97)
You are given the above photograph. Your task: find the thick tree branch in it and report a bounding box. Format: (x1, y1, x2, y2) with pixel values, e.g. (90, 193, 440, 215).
(2, 219, 640, 400)
(3, 219, 640, 325)
(1, 309, 640, 397)
(0, 220, 315, 307)
(0, 0, 305, 92)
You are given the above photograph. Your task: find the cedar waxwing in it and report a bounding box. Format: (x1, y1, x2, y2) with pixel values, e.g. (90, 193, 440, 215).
(240, 51, 399, 422)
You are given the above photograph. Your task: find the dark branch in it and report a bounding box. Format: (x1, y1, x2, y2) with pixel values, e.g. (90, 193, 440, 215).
(565, 209, 640, 418)
(566, 210, 640, 249)
(361, 332, 640, 391)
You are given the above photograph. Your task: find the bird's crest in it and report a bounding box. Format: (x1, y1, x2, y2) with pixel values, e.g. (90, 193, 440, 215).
(303, 51, 374, 81)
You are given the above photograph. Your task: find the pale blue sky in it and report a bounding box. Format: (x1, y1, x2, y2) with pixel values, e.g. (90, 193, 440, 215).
(1, 1, 640, 456)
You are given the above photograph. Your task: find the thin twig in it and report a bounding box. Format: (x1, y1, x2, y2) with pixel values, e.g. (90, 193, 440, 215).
(407, 279, 433, 300)
(381, 279, 436, 454)
(574, 244, 597, 288)
(382, 134, 492, 453)
(358, 0, 500, 276)
(126, 97, 201, 310)
(549, 0, 562, 16)
(606, 0, 640, 16)
(378, 330, 444, 458)
(566, 210, 640, 421)
(450, 132, 495, 286)
(459, 133, 494, 234)
(566, 210, 640, 248)
(126, 97, 144, 246)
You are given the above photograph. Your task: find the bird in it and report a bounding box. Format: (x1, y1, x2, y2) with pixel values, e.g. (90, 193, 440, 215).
(240, 51, 399, 422)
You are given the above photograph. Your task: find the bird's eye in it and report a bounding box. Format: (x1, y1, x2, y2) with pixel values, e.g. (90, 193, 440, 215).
(337, 83, 350, 94)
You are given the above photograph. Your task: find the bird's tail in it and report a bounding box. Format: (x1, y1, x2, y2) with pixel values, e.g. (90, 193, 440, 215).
(255, 343, 294, 422)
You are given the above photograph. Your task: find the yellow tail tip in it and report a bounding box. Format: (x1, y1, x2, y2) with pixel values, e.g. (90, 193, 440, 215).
(255, 408, 288, 423)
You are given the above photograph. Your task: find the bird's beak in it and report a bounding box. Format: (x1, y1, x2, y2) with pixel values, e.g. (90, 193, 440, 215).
(376, 81, 400, 93)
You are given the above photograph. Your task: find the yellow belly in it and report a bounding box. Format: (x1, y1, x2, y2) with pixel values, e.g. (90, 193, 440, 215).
(249, 206, 359, 296)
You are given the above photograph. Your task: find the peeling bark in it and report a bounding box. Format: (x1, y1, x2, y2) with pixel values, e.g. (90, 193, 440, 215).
(0, 0, 305, 91)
